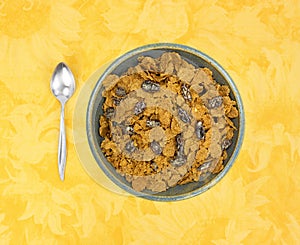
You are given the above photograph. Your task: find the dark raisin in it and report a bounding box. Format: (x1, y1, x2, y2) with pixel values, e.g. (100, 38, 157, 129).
(176, 134, 184, 153)
(208, 96, 223, 109)
(198, 83, 206, 96)
(125, 140, 136, 153)
(178, 107, 191, 123)
(146, 120, 161, 128)
(195, 121, 205, 140)
(105, 107, 115, 119)
(151, 161, 158, 171)
(181, 84, 192, 101)
(178, 145, 184, 156)
(113, 97, 121, 105)
(199, 161, 210, 171)
(170, 156, 186, 167)
(134, 101, 146, 115)
(126, 126, 134, 135)
(176, 133, 184, 145)
(121, 125, 134, 135)
(115, 87, 126, 97)
(150, 141, 162, 155)
(141, 80, 160, 93)
(222, 138, 232, 150)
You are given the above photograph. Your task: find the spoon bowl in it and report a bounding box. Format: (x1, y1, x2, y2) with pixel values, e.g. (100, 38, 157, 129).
(51, 63, 75, 103)
(50, 62, 75, 181)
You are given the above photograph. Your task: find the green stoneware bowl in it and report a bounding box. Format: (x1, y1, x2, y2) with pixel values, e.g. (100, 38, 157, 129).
(86, 43, 245, 201)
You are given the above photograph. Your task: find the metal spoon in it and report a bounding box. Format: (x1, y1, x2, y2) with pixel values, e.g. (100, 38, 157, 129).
(50, 62, 75, 181)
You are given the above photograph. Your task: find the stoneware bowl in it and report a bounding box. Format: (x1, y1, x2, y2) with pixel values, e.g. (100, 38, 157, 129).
(86, 43, 245, 201)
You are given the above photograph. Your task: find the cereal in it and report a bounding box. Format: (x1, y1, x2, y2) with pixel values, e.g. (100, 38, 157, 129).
(149, 126, 165, 142)
(132, 177, 147, 192)
(99, 52, 238, 193)
(138, 56, 157, 71)
(151, 180, 167, 192)
(162, 141, 176, 157)
(227, 106, 239, 118)
(99, 116, 109, 137)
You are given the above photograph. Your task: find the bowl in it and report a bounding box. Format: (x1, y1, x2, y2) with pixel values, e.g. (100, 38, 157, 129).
(86, 43, 245, 201)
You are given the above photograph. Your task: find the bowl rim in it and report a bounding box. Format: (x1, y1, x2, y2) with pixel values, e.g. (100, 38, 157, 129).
(86, 43, 245, 201)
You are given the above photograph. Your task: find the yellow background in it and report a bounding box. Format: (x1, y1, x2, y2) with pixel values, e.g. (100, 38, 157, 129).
(1, 0, 300, 244)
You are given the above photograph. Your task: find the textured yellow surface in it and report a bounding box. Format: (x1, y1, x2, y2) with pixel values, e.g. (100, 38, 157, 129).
(1, 0, 300, 244)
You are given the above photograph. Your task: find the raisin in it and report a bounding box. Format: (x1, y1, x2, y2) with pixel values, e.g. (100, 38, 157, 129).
(134, 101, 146, 115)
(178, 107, 191, 123)
(222, 138, 232, 150)
(151, 161, 158, 171)
(181, 84, 192, 101)
(199, 161, 210, 171)
(208, 96, 223, 109)
(195, 121, 205, 139)
(176, 134, 184, 154)
(115, 87, 126, 97)
(105, 107, 115, 119)
(121, 125, 134, 135)
(198, 83, 206, 96)
(141, 80, 160, 93)
(113, 97, 121, 105)
(125, 140, 136, 153)
(150, 141, 162, 155)
(170, 155, 186, 167)
(146, 120, 161, 128)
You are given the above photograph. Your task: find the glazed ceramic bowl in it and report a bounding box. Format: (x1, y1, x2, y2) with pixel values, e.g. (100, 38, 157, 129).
(86, 43, 245, 201)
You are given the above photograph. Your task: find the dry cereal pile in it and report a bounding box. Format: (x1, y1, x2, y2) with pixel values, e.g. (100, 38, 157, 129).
(99, 52, 238, 192)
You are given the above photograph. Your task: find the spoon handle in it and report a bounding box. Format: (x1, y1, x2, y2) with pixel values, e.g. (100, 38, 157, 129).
(58, 103, 66, 181)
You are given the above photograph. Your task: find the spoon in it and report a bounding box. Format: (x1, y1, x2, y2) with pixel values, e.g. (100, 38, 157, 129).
(50, 62, 75, 181)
